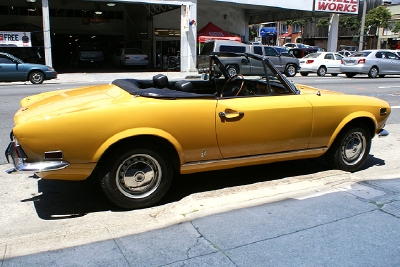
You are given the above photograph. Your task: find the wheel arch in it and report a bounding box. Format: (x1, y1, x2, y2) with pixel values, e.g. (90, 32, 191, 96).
(94, 129, 182, 172)
(327, 114, 376, 148)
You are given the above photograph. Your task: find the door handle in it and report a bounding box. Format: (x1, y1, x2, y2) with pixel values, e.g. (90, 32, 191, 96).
(219, 111, 244, 119)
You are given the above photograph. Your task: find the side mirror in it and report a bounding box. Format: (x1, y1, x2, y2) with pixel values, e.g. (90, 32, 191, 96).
(241, 58, 249, 64)
(201, 73, 209, 80)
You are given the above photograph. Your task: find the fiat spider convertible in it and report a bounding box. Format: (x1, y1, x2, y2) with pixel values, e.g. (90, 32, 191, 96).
(5, 53, 391, 209)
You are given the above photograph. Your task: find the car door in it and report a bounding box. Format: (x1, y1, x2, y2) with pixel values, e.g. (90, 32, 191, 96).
(249, 46, 264, 74)
(384, 51, 400, 74)
(330, 53, 343, 73)
(263, 46, 283, 70)
(322, 53, 336, 73)
(0, 54, 25, 81)
(374, 51, 391, 73)
(215, 95, 313, 158)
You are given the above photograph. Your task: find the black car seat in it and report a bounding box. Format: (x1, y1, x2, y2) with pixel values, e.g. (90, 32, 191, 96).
(174, 80, 194, 92)
(153, 74, 169, 89)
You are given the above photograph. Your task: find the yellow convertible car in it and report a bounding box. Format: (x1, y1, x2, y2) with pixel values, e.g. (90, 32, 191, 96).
(5, 53, 391, 209)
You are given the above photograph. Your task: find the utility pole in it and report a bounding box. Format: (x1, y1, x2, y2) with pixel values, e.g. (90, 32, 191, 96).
(359, 0, 367, 51)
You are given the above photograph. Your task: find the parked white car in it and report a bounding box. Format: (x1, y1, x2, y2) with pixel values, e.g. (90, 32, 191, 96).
(112, 48, 149, 68)
(299, 52, 344, 76)
(340, 50, 400, 78)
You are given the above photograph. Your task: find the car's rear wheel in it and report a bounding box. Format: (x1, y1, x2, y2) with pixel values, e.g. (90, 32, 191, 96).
(368, 67, 378, 78)
(325, 124, 371, 172)
(101, 147, 173, 209)
(225, 65, 239, 77)
(284, 64, 296, 77)
(317, 66, 327, 76)
(300, 72, 309, 76)
(345, 73, 355, 78)
(29, 71, 45, 84)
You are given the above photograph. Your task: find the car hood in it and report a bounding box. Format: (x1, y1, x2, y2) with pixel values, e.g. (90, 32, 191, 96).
(15, 84, 131, 124)
(295, 84, 344, 95)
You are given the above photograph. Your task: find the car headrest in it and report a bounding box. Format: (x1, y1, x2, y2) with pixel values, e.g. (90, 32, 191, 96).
(153, 74, 169, 89)
(174, 80, 194, 92)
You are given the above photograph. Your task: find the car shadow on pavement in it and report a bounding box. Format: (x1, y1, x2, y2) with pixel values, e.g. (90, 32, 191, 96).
(30, 155, 385, 220)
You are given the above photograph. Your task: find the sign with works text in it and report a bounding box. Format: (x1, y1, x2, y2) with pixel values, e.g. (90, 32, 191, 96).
(0, 31, 32, 47)
(315, 0, 359, 14)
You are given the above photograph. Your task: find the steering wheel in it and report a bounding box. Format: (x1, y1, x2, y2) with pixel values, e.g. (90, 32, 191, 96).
(220, 74, 245, 97)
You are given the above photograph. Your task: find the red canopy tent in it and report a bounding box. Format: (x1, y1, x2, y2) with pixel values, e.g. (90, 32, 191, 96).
(197, 22, 241, 43)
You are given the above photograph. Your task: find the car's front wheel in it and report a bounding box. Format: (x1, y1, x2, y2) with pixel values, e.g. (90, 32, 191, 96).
(101, 147, 173, 209)
(317, 66, 327, 76)
(29, 71, 45, 84)
(284, 64, 297, 77)
(368, 67, 379, 78)
(225, 65, 239, 77)
(325, 124, 371, 172)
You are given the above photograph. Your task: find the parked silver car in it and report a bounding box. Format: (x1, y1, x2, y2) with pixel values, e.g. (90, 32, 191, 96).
(340, 50, 400, 78)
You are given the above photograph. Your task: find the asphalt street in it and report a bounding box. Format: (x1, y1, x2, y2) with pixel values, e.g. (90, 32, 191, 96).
(1, 72, 399, 266)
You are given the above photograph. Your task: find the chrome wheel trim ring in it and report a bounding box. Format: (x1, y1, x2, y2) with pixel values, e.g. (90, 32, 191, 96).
(370, 68, 378, 78)
(227, 67, 237, 77)
(319, 67, 326, 76)
(287, 65, 296, 76)
(32, 73, 42, 83)
(341, 131, 366, 166)
(116, 154, 162, 199)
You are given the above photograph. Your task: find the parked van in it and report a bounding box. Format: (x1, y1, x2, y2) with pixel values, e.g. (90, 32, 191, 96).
(197, 40, 299, 77)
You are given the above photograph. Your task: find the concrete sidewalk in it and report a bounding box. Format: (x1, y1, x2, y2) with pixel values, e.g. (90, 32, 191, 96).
(1, 124, 399, 266)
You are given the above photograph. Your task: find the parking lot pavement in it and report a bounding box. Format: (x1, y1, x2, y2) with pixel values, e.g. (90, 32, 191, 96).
(1, 124, 399, 266)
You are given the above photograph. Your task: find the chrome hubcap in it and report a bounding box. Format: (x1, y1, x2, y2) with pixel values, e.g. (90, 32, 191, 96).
(341, 132, 366, 166)
(116, 154, 161, 198)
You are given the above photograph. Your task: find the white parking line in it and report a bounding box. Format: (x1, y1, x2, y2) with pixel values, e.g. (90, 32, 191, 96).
(379, 86, 400, 88)
(392, 106, 400, 109)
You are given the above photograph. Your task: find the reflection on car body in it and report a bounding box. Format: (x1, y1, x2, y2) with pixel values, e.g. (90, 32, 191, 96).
(5, 52, 391, 209)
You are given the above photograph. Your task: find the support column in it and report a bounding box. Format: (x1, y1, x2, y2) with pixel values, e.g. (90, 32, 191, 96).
(327, 13, 339, 52)
(180, 1, 197, 72)
(42, 0, 52, 67)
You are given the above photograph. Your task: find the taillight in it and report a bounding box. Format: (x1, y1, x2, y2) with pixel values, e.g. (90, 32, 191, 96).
(125, 57, 130, 60)
(341, 59, 344, 64)
(144, 57, 149, 60)
(306, 60, 314, 64)
(358, 59, 366, 64)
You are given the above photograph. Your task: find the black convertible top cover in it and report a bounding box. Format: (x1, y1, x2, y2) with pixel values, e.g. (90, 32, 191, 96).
(112, 79, 215, 99)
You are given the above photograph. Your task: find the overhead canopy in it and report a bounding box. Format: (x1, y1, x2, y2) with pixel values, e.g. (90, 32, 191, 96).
(197, 22, 241, 43)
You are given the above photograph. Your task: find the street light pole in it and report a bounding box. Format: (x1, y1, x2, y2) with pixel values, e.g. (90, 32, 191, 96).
(359, 0, 367, 51)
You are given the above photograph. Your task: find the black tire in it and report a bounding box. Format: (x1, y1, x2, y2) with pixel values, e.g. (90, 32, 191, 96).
(101, 147, 173, 209)
(284, 64, 296, 77)
(368, 67, 378, 78)
(317, 66, 327, 76)
(325, 124, 371, 172)
(300, 72, 309, 76)
(29, 71, 45, 84)
(225, 65, 239, 77)
(379, 74, 385, 78)
(345, 73, 355, 78)
(331, 73, 339, 76)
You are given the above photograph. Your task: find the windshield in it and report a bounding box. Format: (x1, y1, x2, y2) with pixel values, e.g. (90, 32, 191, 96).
(351, 51, 371, 57)
(304, 52, 321, 58)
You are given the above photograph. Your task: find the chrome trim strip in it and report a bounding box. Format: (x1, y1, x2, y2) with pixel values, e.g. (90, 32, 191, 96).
(181, 148, 327, 173)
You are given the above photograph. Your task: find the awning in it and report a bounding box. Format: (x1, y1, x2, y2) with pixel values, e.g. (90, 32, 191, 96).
(259, 27, 277, 37)
(197, 22, 241, 43)
(280, 33, 292, 38)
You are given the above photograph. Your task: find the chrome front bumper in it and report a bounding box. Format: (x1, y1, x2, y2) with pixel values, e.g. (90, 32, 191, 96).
(5, 140, 69, 174)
